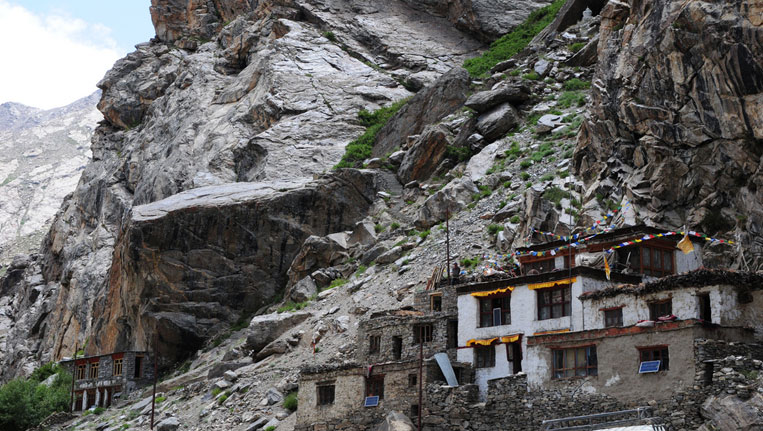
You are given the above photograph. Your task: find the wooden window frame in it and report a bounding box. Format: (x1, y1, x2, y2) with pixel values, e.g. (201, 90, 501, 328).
(430, 293, 442, 312)
(479, 294, 511, 327)
(552, 345, 597, 379)
(638, 345, 669, 371)
(369, 335, 381, 355)
(366, 375, 385, 399)
(76, 364, 86, 380)
(317, 384, 335, 406)
(474, 345, 495, 368)
(640, 245, 674, 277)
(113, 358, 123, 377)
(413, 324, 434, 344)
(89, 362, 99, 379)
(603, 308, 623, 327)
(648, 299, 672, 320)
(537, 285, 571, 320)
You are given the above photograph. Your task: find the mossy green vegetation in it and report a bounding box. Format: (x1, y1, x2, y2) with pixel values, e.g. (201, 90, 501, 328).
(462, 0, 565, 76)
(0, 363, 72, 431)
(334, 98, 409, 169)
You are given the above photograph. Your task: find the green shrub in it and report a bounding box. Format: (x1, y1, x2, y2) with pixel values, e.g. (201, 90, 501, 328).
(557, 91, 587, 108)
(265, 426, 276, 431)
(445, 145, 472, 162)
(487, 224, 504, 235)
(520, 172, 530, 180)
(472, 185, 492, 201)
(543, 186, 567, 205)
(462, 0, 565, 76)
(283, 392, 298, 411)
(503, 181, 512, 188)
(558, 170, 569, 178)
(212, 387, 223, 397)
(334, 99, 409, 169)
(563, 78, 591, 91)
(520, 159, 532, 170)
(419, 230, 431, 241)
(327, 278, 348, 290)
(525, 181, 533, 188)
(504, 141, 522, 159)
(218, 394, 228, 405)
(486, 159, 506, 175)
(569, 42, 586, 53)
(460, 257, 481, 268)
(0, 364, 72, 431)
(374, 223, 385, 233)
(540, 173, 554, 181)
(93, 407, 105, 415)
(277, 301, 310, 313)
(322, 31, 337, 42)
(522, 72, 540, 80)
(155, 396, 166, 404)
(509, 69, 521, 76)
(356, 265, 368, 276)
(509, 215, 521, 224)
(390, 222, 400, 230)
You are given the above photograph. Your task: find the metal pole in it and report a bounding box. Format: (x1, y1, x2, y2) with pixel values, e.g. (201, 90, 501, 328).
(418, 325, 423, 431)
(69, 342, 78, 413)
(446, 207, 451, 283)
(151, 332, 158, 429)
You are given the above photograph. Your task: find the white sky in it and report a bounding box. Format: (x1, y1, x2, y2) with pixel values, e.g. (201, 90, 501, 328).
(0, 1, 122, 109)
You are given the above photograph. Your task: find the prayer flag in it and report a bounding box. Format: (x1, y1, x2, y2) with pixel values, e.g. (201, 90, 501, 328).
(677, 231, 695, 254)
(604, 253, 611, 280)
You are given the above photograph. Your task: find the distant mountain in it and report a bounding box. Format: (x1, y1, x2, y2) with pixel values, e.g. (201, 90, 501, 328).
(0, 91, 101, 267)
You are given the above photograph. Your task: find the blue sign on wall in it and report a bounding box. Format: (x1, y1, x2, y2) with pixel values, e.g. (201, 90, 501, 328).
(639, 360, 661, 373)
(364, 396, 379, 407)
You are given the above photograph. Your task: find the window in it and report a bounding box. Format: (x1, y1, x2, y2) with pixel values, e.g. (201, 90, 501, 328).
(479, 295, 510, 327)
(317, 384, 335, 406)
(698, 294, 711, 322)
(392, 336, 402, 360)
(447, 319, 458, 349)
(369, 335, 381, 354)
(523, 258, 556, 275)
(113, 358, 123, 377)
(76, 364, 86, 380)
(603, 308, 623, 327)
(413, 324, 433, 344)
(640, 246, 674, 277)
(134, 355, 143, 378)
(648, 299, 672, 320)
(430, 294, 442, 312)
(537, 286, 571, 320)
(366, 375, 384, 399)
(408, 374, 417, 387)
(474, 346, 495, 368)
(89, 362, 99, 379)
(410, 404, 420, 420)
(639, 346, 669, 371)
(552, 346, 597, 378)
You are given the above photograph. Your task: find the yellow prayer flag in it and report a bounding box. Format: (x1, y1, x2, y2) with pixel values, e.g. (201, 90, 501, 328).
(677, 232, 695, 254)
(604, 254, 611, 280)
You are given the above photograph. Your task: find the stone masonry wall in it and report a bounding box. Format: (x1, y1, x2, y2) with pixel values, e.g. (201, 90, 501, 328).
(356, 315, 453, 364)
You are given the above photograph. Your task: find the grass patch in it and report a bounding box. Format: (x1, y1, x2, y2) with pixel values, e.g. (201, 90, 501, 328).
(445, 145, 472, 163)
(522, 72, 540, 80)
(557, 91, 587, 108)
(322, 31, 337, 42)
(277, 301, 310, 313)
(283, 392, 298, 411)
(356, 265, 368, 276)
(419, 230, 431, 241)
(472, 185, 492, 201)
(334, 99, 409, 169)
(486, 158, 506, 175)
(326, 278, 348, 290)
(543, 186, 567, 206)
(462, 0, 565, 76)
(460, 257, 481, 268)
(510, 215, 521, 223)
(390, 222, 400, 230)
(520, 159, 532, 170)
(520, 172, 530, 180)
(569, 42, 586, 53)
(540, 173, 555, 181)
(563, 78, 591, 90)
(265, 427, 276, 431)
(155, 396, 166, 404)
(374, 223, 385, 233)
(487, 224, 504, 235)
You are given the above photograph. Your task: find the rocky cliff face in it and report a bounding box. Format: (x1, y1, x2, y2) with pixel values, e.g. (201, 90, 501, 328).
(0, 93, 100, 268)
(0, 0, 501, 378)
(574, 0, 763, 269)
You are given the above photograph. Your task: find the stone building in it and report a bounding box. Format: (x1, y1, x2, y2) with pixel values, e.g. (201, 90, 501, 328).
(60, 351, 153, 411)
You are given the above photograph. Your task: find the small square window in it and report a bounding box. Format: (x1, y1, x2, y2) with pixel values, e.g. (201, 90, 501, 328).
(413, 324, 433, 344)
(410, 404, 419, 420)
(317, 385, 335, 406)
(639, 346, 669, 371)
(89, 362, 99, 379)
(408, 374, 417, 387)
(430, 294, 442, 312)
(604, 308, 623, 327)
(369, 335, 381, 354)
(648, 299, 672, 320)
(366, 375, 384, 399)
(474, 346, 495, 368)
(552, 346, 597, 378)
(113, 358, 123, 377)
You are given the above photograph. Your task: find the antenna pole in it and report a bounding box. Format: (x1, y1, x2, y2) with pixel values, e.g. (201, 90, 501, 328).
(151, 332, 158, 430)
(70, 342, 78, 413)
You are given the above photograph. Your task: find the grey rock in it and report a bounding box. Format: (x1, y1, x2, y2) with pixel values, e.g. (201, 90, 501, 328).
(536, 114, 563, 133)
(398, 125, 451, 184)
(156, 417, 180, 431)
(207, 359, 252, 379)
(534, 59, 551, 76)
(365, 158, 383, 168)
(223, 369, 238, 382)
(245, 417, 269, 431)
(374, 410, 415, 431)
(245, 311, 312, 354)
(289, 276, 317, 303)
(464, 81, 531, 113)
(388, 150, 406, 165)
(348, 221, 377, 247)
(263, 388, 283, 405)
(490, 59, 516, 74)
(376, 246, 406, 265)
(476, 103, 519, 141)
(416, 177, 479, 228)
(362, 244, 389, 265)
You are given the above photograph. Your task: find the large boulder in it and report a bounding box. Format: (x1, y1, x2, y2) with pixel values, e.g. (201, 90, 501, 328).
(244, 311, 311, 354)
(288, 276, 318, 303)
(464, 80, 531, 113)
(697, 391, 763, 431)
(476, 103, 519, 141)
(416, 177, 478, 228)
(286, 234, 350, 289)
(374, 411, 415, 431)
(373, 68, 471, 157)
(397, 125, 451, 184)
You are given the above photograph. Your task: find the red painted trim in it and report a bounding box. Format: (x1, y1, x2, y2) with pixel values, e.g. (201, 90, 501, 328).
(75, 359, 87, 366)
(599, 305, 624, 312)
(527, 319, 700, 346)
(636, 344, 669, 350)
(88, 357, 100, 363)
(549, 342, 596, 350)
(112, 353, 124, 360)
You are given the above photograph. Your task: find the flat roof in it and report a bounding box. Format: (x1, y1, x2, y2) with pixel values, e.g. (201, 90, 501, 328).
(580, 269, 763, 301)
(517, 224, 701, 253)
(455, 266, 642, 295)
(59, 351, 149, 363)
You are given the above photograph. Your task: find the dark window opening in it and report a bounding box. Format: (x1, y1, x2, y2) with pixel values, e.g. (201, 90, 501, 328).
(640, 346, 669, 371)
(134, 356, 143, 379)
(431, 294, 442, 312)
(507, 342, 522, 374)
(369, 335, 381, 354)
(408, 374, 417, 387)
(317, 384, 335, 405)
(76, 364, 86, 380)
(604, 308, 623, 327)
(479, 295, 510, 327)
(413, 324, 433, 344)
(447, 320, 458, 349)
(703, 362, 714, 386)
(410, 404, 419, 420)
(698, 294, 712, 322)
(89, 363, 99, 379)
(366, 375, 385, 399)
(648, 299, 672, 320)
(523, 258, 556, 275)
(392, 336, 402, 360)
(537, 286, 571, 320)
(475, 346, 495, 368)
(552, 346, 597, 378)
